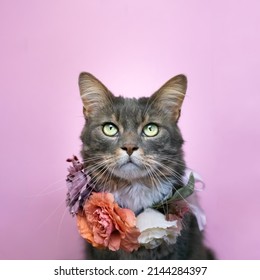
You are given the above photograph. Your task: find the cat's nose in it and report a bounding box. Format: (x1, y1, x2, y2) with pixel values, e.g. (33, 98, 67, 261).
(121, 144, 139, 156)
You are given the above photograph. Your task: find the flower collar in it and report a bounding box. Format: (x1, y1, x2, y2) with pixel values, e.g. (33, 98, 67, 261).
(66, 156, 206, 252)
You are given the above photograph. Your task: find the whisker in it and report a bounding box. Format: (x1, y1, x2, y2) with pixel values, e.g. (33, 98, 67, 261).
(143, 162, 171, 214)
(35, 200, 65, 232)
(26, 185, 66, 198)
(141, 157, 197, 211)
(146, 158, 183, 182)
(55, 207, 70, 246)
(36, 178, 67, 195)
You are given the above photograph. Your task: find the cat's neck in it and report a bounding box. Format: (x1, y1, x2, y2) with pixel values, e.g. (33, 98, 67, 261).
(92, 170, 182, 214)
(112, 180, 174, 214)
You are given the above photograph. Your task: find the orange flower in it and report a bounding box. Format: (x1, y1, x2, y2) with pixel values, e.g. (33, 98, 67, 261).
(76, 192, 140, 252)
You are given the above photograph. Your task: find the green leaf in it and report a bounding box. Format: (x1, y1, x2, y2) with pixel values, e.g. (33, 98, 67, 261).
(170, 173, 195, 201)
(153, 173, 195, 209)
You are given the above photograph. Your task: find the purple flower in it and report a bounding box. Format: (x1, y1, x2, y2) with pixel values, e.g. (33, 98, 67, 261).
(66, 155, 93, 215)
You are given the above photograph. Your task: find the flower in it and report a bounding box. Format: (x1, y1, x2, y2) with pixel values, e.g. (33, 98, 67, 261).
(136, 208, 182, 249)
(76, 192, 140, 252)
(166, 200, 190, 221)
(66, 156, 206, 252)
(66, 156, 93, 215)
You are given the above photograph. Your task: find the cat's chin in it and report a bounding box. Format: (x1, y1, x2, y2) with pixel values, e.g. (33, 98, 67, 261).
(112, 162, 147, 180)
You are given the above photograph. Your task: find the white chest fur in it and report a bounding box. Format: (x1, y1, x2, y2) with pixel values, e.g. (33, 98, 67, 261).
(113, 181, 173, 214)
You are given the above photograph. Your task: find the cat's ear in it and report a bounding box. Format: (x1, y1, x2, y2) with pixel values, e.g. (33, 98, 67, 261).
(152, 74, 187, 122)
(78, 72, 113, 117)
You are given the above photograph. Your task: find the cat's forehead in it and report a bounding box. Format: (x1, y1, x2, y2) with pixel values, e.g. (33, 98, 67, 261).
(112, 97, 148, 126)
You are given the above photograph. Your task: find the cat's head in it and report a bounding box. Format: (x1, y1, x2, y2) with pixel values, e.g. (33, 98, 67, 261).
(78, 72, 187, 191)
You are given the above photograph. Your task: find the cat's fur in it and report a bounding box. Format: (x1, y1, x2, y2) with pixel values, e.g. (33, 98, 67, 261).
(78, 72, 214, 259)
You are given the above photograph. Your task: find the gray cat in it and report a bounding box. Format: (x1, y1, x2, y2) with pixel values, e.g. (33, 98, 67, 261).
(78, 72, 214, 259)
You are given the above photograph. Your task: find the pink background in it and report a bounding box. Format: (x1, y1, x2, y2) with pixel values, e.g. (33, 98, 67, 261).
(1, 0, 259, 259)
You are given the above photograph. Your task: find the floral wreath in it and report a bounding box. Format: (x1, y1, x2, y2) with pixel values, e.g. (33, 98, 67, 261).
(66, 156, 206, 252)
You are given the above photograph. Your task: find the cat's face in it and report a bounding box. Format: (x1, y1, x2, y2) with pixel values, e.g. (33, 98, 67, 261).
(79, 73, 187, 192)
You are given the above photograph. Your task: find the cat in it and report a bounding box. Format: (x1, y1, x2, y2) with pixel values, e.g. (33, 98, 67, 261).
(77, 72, 214, 259)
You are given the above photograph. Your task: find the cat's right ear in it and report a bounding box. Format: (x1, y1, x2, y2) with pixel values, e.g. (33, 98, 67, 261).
(78, 72, 113, 117)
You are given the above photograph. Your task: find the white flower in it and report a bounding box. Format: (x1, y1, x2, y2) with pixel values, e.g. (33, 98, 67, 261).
(136, 208, 182, 249)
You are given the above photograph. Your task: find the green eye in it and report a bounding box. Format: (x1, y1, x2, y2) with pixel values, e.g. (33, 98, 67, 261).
(143, 123, 159, 137)
(102, 123, 118, 137)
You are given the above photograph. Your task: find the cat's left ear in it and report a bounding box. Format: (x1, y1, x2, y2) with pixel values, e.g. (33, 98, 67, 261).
(152, 74, 187, 122)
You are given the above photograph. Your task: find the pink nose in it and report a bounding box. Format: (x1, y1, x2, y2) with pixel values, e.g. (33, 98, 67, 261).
(121, 144, 139, 156)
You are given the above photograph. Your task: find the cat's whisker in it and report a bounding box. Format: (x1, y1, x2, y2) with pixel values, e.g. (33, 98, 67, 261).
(143, 162, 172, 215)
(155, 156, 186, 176)
(81, 154, 107, 162)
(80, 153, 193, 211)
(104, 164, 118, 191)
(101, 163, 117, 187)
(26, 185, 66, 198)
(37, 178, 67, 194)
(35, 199, 66, 232)
(146, 157, 184, 182)
(144, 159, 193, 207)
(21, 177, 69, 199)
(156, 155, 190, 169)
(93, 162, 116, 194)
(144, 162, 163, 188)
(83, 157, 114, 178)
(153, 168, 197, 209)
(55, 207, 70, 246)
(85, 162, 108, 175)
(144, 166, 194, 213)
(88, 159, 111, 177)
(89, 160, 114, 189)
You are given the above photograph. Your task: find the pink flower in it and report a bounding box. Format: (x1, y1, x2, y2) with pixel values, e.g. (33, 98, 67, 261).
(66, 156, 93, 215)
(76, 193, 140, 252)
(166, 200, 190, 221)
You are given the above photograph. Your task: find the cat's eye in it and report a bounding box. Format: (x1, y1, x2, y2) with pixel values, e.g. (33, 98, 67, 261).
(102, 123, 118, 137)
(143, 123, 159, 137)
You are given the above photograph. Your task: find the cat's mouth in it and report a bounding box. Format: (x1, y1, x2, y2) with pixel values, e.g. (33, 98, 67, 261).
(121, 161, 138, 169)
(112, 156, 147, 180)
(124, 156, 136, 165)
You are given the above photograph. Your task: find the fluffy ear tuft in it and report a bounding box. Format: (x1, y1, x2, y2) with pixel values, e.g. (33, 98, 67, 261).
(151, 74, 187, 121)
(78, 72, 113, 117)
